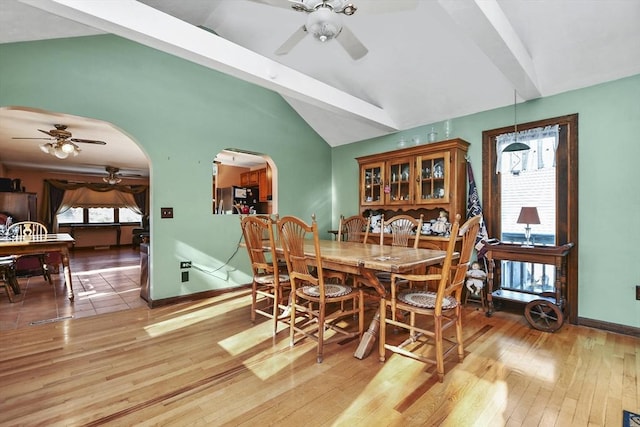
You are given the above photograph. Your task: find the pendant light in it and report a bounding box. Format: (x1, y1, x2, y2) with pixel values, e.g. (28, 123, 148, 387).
(503, 90, 530, 152)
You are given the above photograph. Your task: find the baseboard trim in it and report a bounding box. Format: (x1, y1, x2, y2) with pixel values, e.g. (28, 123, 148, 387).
(146, 284, 252, 308)
(577, 316, 639, 337)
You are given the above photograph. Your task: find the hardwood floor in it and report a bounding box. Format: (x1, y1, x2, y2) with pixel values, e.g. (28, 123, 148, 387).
(1, 277, 637, 426)
(0, 247, 144, 330)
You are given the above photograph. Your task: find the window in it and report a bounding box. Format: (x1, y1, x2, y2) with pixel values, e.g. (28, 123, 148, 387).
(57, 207, 141, 225)
(482, 114, 578, 322)
(57, 207, 83, 224)
(499, 127, 558, 246)
(89, 207, 114, 223)
(118, 208, 141, 223)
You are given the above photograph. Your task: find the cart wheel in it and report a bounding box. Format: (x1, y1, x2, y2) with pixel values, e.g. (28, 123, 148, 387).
(524, 299, 564, 332)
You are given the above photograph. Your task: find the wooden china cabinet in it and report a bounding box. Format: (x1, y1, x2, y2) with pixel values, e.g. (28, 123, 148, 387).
(356, 139, 470, 249)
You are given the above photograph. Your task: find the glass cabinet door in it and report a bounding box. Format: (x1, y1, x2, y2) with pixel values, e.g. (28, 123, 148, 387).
(361, 162, 384, 206)
(416, 152, 450, 204)
(386, 156, 414, 205)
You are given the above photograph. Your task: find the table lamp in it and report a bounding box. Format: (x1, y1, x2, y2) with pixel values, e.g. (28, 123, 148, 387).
(517, 207, 540, 247)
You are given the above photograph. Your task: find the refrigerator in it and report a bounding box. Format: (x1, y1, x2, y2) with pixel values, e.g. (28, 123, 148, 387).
(216, 186, 257, 214)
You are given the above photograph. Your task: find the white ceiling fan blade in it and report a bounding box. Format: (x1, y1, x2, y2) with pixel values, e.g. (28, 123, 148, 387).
(275, 25, 308, 55)
(336, 25, 368, 60)
(246, 0, 297, 10)
(356, 0, 418, 14)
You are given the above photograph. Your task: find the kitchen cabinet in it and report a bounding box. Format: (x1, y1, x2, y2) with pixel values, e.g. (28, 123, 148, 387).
(258, 167, 272, 202)
(240, 170, 259, 187)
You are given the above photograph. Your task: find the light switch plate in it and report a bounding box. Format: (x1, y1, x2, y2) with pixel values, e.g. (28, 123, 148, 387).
(161, 207, 173, 218)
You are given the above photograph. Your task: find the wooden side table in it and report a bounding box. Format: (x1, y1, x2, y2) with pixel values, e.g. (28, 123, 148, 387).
(485, 242, 574, 331)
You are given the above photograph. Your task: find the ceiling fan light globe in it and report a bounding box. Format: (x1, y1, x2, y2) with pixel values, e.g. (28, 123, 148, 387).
(60, 141, 76, 153)
(307, 7, 342, 42)
(54, 149, 69, 159)
(40, 143, 53, 154)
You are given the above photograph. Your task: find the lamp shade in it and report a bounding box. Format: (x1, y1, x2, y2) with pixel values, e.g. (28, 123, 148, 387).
(517, 207, 540, 224)
(503, 142, 530, 152)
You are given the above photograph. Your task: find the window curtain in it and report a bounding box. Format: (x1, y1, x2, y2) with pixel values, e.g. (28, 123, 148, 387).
(496, 125, 560, 173)
(42, 180, 149, 232)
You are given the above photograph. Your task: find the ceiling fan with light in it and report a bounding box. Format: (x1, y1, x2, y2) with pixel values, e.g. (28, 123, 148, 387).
(103, 166, 144, 184)
(274, 0, 368, 60)
(12, 124, 106, 159)
(103, 166, 122, 185)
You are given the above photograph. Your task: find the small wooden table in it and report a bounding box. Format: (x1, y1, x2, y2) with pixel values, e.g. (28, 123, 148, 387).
(0, 234, 76, 301)
(485, 242, 574, 331)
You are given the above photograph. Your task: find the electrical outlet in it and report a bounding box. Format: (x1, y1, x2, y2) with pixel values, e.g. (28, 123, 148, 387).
(161, 207, 173, 218)
(180, 261, 192, 269)
(636, 285, 640, 301)
(181, 271, 189, 282)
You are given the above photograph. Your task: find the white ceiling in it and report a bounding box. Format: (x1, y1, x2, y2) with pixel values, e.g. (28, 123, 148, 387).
(1, 0, 639, 176)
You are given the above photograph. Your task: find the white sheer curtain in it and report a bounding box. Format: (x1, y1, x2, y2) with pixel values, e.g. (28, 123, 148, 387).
(496, 125, 560, 173)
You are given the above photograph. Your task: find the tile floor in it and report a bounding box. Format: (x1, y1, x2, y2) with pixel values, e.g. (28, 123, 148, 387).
(0, 247, 146, 331)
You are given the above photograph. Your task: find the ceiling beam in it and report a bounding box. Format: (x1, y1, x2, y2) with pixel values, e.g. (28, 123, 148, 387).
(438, 0, 541, 100)
(20, 0, 398, 132)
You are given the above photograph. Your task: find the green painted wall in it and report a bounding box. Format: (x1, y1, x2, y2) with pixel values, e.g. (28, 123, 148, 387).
(333, 74, 640, 329)
(0, 35, 333, 300)
(2, 34, 638, 329)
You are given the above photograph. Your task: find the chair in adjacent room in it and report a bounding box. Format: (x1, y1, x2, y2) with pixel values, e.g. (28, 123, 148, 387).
(378, 215, 481, 382)
(337, 214, 370, 243)
(278, 215, 364, 363)
(0, 255, 20, 302)
(241, 215, 291, 336)
(7, 221, 53, 284)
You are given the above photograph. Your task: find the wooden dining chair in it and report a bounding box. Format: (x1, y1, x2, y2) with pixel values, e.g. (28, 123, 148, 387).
(249, 214, 288, 273)
(6, 221, 53, 284)
(378, 214, 481, 382)
(337, 214, 370, 243)
(240, 215, 291, 336)
(371, 214, 424, 286)
(0, 255, 20, 302)
(277, 215, 364, 363)
(379, 214, 423, 248)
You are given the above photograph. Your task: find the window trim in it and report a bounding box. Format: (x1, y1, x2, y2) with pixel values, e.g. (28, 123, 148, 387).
(482, 113, 579, 323)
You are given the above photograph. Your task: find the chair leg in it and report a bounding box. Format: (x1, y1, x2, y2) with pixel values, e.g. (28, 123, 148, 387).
(435, 316, 445, 383)
(378, 299, 387, 362)
(6, 267, 20, 295)
(455, 307, 464, 363)
(271, 287, 280, 336)
(2, 280, 14, 303)
(317, 303, 325, 363)
(251, 281, 257, 324)
(289, 298, 297, 348)
(358, 291, 364, 337)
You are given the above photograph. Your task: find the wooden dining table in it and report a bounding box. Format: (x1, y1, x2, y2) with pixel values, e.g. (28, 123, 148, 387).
(0, 233, 76, 301)
(273, 239, 452, 358)
(303, 240, 450, 296)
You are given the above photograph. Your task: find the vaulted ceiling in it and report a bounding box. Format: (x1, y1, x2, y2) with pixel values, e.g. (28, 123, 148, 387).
(1, 0, 639, 176)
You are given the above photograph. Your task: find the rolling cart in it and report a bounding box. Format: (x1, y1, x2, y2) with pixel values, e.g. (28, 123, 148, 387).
(485, 242, 574, 332)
